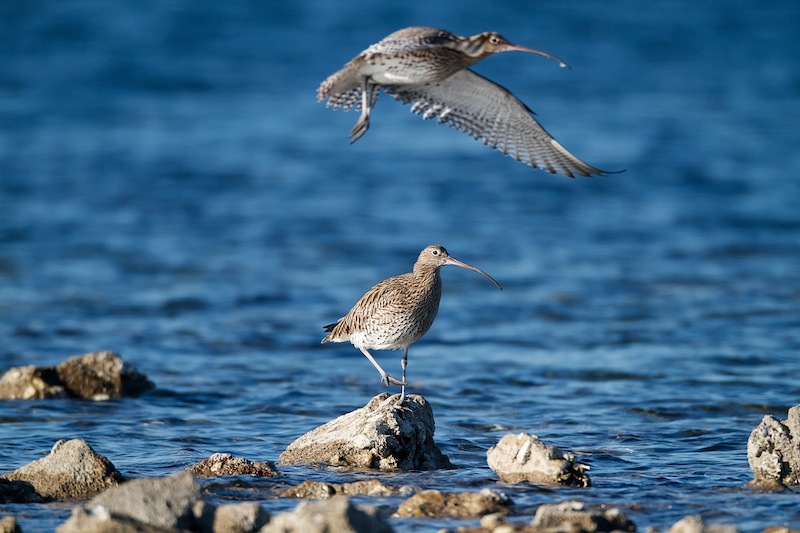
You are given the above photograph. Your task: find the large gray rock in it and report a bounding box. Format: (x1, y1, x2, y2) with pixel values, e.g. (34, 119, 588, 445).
(530, 501, 634, 532)
(186, 453, 279, 478)
(394, 488, 511, 518)
(56, 472, 269, 533)
(748, 406, 800, 486)
(486, 433, 591, 487)
(0, 351, 154, 400)
(261, 496, 392, 533)
(278, 393, 452, 471)
(1, 439, 122, 499)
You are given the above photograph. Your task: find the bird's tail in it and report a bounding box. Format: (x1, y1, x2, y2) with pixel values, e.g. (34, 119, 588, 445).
(320, 321, 340, 344)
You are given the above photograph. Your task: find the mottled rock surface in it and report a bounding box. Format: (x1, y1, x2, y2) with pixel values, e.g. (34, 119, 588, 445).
(748, 406, 800, 486)
(665, 515, 740, 533)
(0, 516, 21, 533)
(261, 495, 392, 533)
(186, 452, 279, 478)
(0, 351, 154, 400)
(394, 488, 512, 518)
(56, 471, 269, 533)
(487, 433, 591, 487)
(531, 501, 635, 532)
(279, 393, 452, 471)
(1, 439, 122, 499)
(281, 479, 404, 499)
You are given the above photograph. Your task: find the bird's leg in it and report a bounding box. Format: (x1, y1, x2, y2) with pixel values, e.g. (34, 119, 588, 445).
(358, 347, 406, 388)
(349, 78, 379, 143)
(397, 346, 409, 406)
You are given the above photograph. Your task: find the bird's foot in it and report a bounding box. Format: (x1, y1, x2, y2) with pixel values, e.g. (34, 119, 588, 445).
(349, 115, 370, 143)
(380, 373, 406, 387)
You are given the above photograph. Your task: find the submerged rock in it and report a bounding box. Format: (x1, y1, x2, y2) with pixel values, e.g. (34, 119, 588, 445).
(0, 351, 154, 400)
(531, 501, 635, 532)
(486, 433, 591, 487)
(394, 488, 512, 518)
(665, 515, 740, 533)
(186, 452, 279, 478)
(281, 479, 404, 499)
(1, 439, 122, 499)
(278, 393, 453, 471)
(261, 495, 392, 533)
(56, 471, 269, 533)
(0, 478, 44, 503)
(748, 406, 800, 486)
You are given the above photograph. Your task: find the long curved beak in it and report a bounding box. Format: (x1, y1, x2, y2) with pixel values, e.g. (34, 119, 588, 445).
(502, 44, 571, 69)
(444, 257, 503, 290)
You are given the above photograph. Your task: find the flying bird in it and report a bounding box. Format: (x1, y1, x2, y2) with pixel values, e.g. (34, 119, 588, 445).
(318, 26, 609, 177)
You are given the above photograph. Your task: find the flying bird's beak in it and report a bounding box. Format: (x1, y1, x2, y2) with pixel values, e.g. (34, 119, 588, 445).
(503, 44, 571, 69)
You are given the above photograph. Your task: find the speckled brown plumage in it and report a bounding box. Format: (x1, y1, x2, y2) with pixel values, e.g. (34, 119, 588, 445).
(318, 26, 611, 177)
(322, 244, 501, 405)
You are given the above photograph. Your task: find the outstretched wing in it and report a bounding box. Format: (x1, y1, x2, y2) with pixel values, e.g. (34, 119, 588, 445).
(384, 69, 606, 177)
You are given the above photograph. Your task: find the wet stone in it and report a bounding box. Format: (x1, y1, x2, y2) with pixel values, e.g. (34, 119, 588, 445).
(487, 433, 591, 487)
(748, 405, 800, 486)
(0, 351, 154, 401)
(186, 452, 279, 478)
(531, 501, 635, 532)
(394, 488, 512, 518)
(281, 479, 405, 499)
(1, 439, 122, 500)
(0, 478, 45, 504)
(56, 471, 270, 533)
(261, 495, 393, 533)
(664, 515, 740, 533)
(278, 393, 453, 471)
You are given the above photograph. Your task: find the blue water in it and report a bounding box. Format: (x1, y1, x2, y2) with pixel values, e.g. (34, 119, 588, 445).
(2, 0, 799, 531)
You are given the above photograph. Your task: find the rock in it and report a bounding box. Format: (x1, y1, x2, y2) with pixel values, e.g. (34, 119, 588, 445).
(394, 488, 512, 518)
(56, 350, 154, 399)
(1, 439, 122, 499)
(281, 479, 404, 499)
(748, 406, 800, 486)
(0, 366, 68, 399)
(487, 433, 591, 487)
(0, 478, 45, 503)
(0, 516, 21, 533)
(530, 501, 635, 532)
(664, 515, 739, 533)
(278, 393, 453, 471)
(261, 496, 393, 533)
(0, 351, 154, 400)
(59, 472, 203, 532)
(210, 502, 270, 533)
(186, 453, 279, 478)
(57, 472, 269, 533)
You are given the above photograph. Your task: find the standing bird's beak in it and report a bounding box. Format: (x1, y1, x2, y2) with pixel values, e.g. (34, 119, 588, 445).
(443, 256, 503, 290)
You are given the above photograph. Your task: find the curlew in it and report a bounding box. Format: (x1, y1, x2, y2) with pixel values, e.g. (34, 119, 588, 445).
(322, 244, 502, 405)
(318, 26, 609, 177)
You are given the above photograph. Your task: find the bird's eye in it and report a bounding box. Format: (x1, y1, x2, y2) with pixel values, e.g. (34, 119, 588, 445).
(431, 249, 440, 256)
(489, 35, 500, 44)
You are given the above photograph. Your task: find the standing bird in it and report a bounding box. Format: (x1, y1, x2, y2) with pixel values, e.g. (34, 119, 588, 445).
(322, 244, 502, 405)
(318, 26, 608, 177)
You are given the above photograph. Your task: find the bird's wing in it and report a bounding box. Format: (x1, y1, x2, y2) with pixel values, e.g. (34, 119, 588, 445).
(384, 69, 605, 177)
(324, 277, 413, 340)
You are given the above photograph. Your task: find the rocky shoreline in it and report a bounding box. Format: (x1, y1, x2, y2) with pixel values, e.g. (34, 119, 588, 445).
(0, 352, 797, 532)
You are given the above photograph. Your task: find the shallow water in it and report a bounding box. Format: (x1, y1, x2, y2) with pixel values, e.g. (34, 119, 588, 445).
(2, 0, 800, 531)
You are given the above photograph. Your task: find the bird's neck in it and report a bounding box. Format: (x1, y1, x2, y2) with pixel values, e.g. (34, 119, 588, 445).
(447, 37, 490, 62)
(412, 265, 442, 287)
